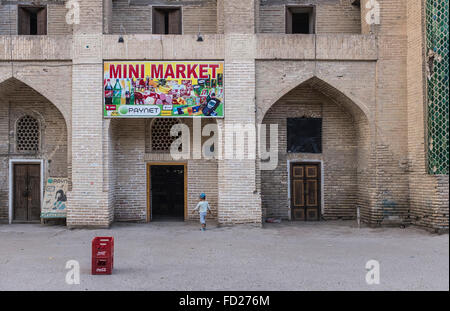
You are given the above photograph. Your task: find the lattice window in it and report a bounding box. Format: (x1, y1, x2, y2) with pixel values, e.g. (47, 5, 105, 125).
(16, 115, 40, 152)
(151, 118, 181, 152)
(426, 0, 449, 174)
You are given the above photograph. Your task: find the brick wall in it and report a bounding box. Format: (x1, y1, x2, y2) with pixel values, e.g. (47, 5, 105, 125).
(261, 84, 360, 220)
(0, 0, 447, 229)
(258, 0, 361, 34)
(0, 78, 68, 222)
(110, 118, 219, 222)
(0, 2, 71, 35)
(111, 0, 218, 34)
(406, 0, 449, 232)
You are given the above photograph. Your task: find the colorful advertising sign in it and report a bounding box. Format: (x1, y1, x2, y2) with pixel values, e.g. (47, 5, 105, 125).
(41, 178, 68, 219)
(104, 61, 224, 118)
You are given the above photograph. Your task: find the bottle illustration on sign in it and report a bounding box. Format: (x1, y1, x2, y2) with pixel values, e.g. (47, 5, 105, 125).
(113, 79, 122, 106)
(105, 79, 113, 105)
(125, 85, 131, 105)
(120, 80, 126, 106)
(130, 79, 135, 105)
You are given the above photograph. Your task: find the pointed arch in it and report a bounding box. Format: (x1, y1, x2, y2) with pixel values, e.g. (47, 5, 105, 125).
(259, 75, 374, 222)
(0, 77, 70, 126)
(259, 76, 371, 124)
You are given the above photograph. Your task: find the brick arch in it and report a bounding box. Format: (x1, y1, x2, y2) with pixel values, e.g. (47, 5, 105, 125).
(259, 76, 371, 124)
(0, 77, 70, 126)
(0, 76, 71, 178)
(259, 75, 374, 222)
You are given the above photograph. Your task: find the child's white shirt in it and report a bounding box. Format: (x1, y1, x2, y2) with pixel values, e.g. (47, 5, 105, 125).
(194, 201, 211, 213)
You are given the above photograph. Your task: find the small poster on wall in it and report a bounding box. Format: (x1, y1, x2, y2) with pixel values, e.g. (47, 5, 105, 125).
(41, 178, 69, 219)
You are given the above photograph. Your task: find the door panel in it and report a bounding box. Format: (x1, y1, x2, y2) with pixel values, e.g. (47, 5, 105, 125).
(37, 7, 47, 35)
(28, 165, 41, 221)
(293, 180, 304, 207)
(13, 164, 40, 222)
(306, 180, 317, 206)
(14, 165, 28, 221)
(168, 9, 181, 34)
(291, 163, 320, 221)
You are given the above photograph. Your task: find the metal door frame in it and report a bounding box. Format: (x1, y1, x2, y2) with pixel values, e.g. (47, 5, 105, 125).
(8, 159, 44, 224)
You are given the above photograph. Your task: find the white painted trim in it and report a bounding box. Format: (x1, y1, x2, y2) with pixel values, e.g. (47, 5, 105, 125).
(8, 159, 44, 224)
(287, 159, 325, 218)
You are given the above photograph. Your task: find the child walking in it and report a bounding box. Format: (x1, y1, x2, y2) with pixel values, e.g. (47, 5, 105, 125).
(193, 193, 211, 231)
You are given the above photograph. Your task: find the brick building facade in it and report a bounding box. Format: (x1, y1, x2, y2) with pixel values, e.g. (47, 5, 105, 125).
(0, 0, 448, 232)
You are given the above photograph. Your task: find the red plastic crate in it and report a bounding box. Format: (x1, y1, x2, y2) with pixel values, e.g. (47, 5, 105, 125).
(92, 237, 114, 275)
(92, 237, 114, 258)
(92, 257, 113, 275)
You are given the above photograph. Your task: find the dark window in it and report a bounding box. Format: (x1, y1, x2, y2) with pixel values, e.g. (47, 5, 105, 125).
(152, 7, 182, 34)
(287, 118, 322, 153)
(286, 6, 315, 34)
(18, 6, 47, 35)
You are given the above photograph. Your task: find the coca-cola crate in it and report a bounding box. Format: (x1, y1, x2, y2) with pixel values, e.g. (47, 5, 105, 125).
(92, 237, 114, 258)
(92, 257, 113, 275)
(92, 237, 114, 275)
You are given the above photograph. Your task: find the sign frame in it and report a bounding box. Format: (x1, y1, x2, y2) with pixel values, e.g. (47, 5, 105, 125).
(103, 61, 225, 119)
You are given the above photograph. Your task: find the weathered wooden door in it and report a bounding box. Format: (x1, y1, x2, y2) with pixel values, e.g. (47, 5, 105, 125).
(13, 164, 41, 222)
(291, 163, 320, 221)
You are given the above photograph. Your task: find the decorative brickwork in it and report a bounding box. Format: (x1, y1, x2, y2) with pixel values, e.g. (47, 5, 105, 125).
(426, 0, 449, 175)
(16, 115, 40, 152)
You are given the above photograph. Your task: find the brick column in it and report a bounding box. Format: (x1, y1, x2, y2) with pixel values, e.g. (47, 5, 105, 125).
(67, 0, 113, 228)
(217, 0, 261, 225)
(103, 0, 113, 34)
(360, 0, 371, 34)
(371, 0, 409, 226)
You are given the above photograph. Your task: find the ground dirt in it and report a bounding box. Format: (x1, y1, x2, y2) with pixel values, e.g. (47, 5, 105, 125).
(0, 221, 448, 291)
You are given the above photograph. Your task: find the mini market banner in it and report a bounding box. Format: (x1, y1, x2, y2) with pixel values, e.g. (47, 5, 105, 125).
(104, 61, 224, 118)
(41, 178, 68, 219)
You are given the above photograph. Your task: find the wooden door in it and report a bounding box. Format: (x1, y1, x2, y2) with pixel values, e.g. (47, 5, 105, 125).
(291, 163, 320, 221)
(18, 7, 30, 35)
(152, 8, 165, 34)
(168, 9, 181, 34)
(37, 7, 47, 35)
(13, 164, 41, 222)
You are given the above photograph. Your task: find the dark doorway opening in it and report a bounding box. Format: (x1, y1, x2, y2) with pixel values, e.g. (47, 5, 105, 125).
(286, 6, 315, 34)
(13, 164, 41, 222)
(292, 13, 310, 34)
(150, 165, 185, 221)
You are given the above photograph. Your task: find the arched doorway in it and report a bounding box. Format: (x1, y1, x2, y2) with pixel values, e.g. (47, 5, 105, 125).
(106, 117, 219, 223)
(0, 78, 69, 223)
(260, 77, 371, 221)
